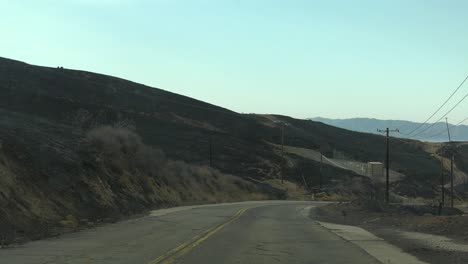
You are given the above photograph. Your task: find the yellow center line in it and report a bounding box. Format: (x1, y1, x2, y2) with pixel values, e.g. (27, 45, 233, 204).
(148, 208, 249, 264)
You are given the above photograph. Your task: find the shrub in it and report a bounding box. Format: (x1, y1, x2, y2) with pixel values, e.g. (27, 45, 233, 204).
(79, 126, 261, 203)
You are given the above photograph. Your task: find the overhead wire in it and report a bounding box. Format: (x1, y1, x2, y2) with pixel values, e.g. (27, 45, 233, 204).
(420, 116, 468, 141)
(409, 90, 468, 139)
(402, 74, 468, 136)
(376, 129, 410, 145)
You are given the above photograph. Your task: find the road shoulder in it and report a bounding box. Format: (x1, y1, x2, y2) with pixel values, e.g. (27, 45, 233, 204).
(314, 203, 468, 264)
(318, 221, 427, 264)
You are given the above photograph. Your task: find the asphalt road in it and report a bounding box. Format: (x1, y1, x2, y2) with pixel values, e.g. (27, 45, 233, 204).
(0, 201, 383, 264)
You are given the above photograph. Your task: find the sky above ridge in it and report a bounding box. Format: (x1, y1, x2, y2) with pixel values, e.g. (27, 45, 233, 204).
(1, 0, 468, 124)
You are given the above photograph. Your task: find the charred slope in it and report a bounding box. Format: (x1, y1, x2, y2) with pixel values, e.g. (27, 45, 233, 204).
(0, 57, 282, 179)
(0, 57, 440, 182)
(0, 57, 446, 195)
(0, 56, 451, 243)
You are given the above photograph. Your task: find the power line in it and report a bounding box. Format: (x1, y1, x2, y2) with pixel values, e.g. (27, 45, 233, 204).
(390, 136, 412, 145)
(422, 129, 451, 141)
(410, 90, 468, 139)
(377, 130, 411, 145)
(458, 116, 468, 126)
(404, 74, 468, 136)
(420, 116, 468, 141)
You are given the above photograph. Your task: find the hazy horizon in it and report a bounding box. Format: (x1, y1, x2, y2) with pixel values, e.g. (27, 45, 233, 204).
(2, 0, 468, 123)
(311, 116, 468, 126)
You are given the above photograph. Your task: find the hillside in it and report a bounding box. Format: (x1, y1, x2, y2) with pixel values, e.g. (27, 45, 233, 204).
(311, 117, 468, 142)
(0, 57, 464, 243)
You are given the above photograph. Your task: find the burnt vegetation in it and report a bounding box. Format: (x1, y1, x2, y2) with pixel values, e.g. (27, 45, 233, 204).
(1, 57, 467, 244)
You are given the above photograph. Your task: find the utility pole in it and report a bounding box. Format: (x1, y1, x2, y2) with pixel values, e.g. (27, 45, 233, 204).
(281, 123, 285, 184)
(441, 160, 445, 208)
(445, 118, 454, 208)
(432, 153, 445, 213)
(439, 157, 445, 212)
(319, 151, 323, 191)
(450, 152, 454, 208)
(377, 128, 399, 204)
(446, 117, 452, 142)
(209, 134, 213, 167)
(301, 173, 309, 191)
(273, 121, 290, 184)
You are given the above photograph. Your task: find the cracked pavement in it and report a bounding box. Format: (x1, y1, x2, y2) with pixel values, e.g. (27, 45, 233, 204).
(1, 201, 384, 263)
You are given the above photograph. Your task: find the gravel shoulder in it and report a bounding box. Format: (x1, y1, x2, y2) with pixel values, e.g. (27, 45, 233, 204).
(314, 202, 468, 264)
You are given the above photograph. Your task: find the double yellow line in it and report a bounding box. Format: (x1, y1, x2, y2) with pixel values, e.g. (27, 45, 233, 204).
(148, 208, 249, 264)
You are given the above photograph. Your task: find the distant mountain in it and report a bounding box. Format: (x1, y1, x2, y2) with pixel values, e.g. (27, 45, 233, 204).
(310, 117, 468, 142)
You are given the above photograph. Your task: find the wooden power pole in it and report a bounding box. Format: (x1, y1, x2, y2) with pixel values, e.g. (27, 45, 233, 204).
(445, 118, 454, 208)
(441, 160, 445, 208)
(281, 123, 285, 184)
(319, 151, 323, 191)
(377, 128, 399, 204)
(209, 134, 213, 167)
(274, 121, 290, 185)
(450, 152, 454, 208)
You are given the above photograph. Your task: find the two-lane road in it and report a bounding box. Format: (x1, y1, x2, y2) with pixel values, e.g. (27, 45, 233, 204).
(0, 201, 399, 263)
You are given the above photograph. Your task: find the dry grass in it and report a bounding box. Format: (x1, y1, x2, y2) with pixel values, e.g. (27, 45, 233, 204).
(0, 124, 272, 246)
(80, 126, 269, 206)
(263, 179, 312, 200)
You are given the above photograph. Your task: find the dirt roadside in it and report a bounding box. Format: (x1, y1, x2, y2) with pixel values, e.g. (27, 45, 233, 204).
(314, 202, 468, 264)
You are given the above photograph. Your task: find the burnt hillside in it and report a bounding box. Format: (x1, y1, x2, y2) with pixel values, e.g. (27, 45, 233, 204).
(0, 57, 440, 182)
(0, 56, 450, 243)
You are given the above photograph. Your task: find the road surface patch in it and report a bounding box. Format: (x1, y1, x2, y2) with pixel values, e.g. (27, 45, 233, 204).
(148, 208, 249, 264)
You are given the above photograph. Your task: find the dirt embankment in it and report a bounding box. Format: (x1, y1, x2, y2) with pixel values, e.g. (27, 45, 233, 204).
(315, 202, 468, 264)
(0, 124, 280, 246)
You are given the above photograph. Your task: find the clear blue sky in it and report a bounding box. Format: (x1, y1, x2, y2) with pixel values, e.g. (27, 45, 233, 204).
(1, 0, 468, 123)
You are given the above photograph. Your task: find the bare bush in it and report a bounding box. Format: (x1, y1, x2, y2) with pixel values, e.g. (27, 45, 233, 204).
(81, 126, 144, 170)
(80, 126, 260, 203)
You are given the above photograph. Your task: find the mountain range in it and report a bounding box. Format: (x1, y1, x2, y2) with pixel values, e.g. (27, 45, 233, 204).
(311, 117, 468, 142)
